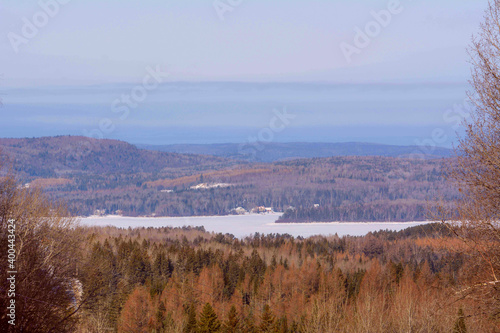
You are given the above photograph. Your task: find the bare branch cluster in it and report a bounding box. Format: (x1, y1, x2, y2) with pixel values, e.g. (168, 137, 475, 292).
(448, 0, 500, 318)
(0, 165, 83, 332)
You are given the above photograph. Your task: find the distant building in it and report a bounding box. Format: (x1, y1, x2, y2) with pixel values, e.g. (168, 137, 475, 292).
(115, 210, 123, 216)
(93, 209, 106, 216)
(313, 204, 320, 208)
(160, 189, 174, 193)
(231, 207, 247, 215)
(251, 206, 265, 213)
(251, 206, 274, 214)
(190, 183, 232, 190)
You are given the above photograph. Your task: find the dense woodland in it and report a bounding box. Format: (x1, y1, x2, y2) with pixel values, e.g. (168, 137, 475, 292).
(73, 223, 496, 332)
(1, 170, 497, 332)
(0, 136, 455, 221)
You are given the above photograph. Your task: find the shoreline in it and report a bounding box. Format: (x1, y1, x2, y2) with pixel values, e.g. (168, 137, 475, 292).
(80, 214, 431, 225)
(270, 221, 433, 226)
(80, 212, 283, 219)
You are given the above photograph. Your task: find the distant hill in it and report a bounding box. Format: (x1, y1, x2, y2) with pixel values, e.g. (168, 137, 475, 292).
(136, 142, 452, 162)
(0, 136, 233, 179)
(0, 136, 456, 220)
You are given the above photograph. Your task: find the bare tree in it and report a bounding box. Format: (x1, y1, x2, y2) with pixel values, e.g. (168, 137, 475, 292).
(0, 160, 84, 332)
(448, 0, 500, 319)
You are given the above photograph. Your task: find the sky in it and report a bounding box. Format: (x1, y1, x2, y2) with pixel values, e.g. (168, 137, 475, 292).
(0, 0, 490, 146)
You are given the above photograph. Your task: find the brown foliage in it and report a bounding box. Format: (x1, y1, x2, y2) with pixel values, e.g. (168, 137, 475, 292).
(118, 286, 154, 333)
(0, 171, 83, 332)
(447, 0, 500, 320)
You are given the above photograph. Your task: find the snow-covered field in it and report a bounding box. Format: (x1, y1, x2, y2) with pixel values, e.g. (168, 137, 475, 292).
(79, 213, 429, 238)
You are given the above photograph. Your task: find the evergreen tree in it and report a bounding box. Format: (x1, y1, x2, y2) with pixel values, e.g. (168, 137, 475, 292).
(155, 301, 167, 332)
(184, 304, 198, 333)
(270, 254, 277, 271)
(453, 308, 467, 333)
(283, 258, 289, 270)
(243, 311, 257, 333)
(259, 304, 276, 333)
(198, 303, 221, 333)
(128, 247, 151, 285)
(153, 250, 166, 277)
(222, 305, 241, 333)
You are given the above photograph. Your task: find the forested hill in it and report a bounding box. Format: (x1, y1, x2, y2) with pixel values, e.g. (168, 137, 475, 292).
(137, 142, 453, 162)
(0, 136, 456, 220)
(0, 136, 234, 179)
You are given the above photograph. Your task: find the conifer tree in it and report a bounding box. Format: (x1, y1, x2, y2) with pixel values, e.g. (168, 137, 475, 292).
(270, 254, 277, 271)
(153, 250, 167, 277)
(184, 304, 198, 333)
(259, 304, 276, 333)
(128, 248, 151, 285)
(155, 301, 167, 332)
(222, 305, 241, 333)
(243, 310, 258, 333)
(198, 303, 221, 333)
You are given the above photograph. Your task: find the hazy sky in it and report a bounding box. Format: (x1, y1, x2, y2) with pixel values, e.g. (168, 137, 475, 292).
(0, 0, 490, 146)
(0, 0, 488, 86)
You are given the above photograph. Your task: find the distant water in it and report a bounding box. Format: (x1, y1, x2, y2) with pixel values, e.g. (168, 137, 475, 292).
(3, 82, 466, 146)
(80, 213, 428, 238)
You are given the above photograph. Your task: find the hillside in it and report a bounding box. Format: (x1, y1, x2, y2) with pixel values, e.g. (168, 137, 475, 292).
(137, 142, 453, 162)
(0, 136, 235, 179)
(0, 136, 456, 220)
(71, 224, 488, 332)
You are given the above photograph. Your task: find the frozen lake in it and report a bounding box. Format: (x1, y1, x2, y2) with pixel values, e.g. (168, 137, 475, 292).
(80, 213, 429, 238)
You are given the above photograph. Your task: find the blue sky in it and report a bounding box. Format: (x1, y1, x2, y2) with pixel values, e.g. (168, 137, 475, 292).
(0, 0, 490, 146)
